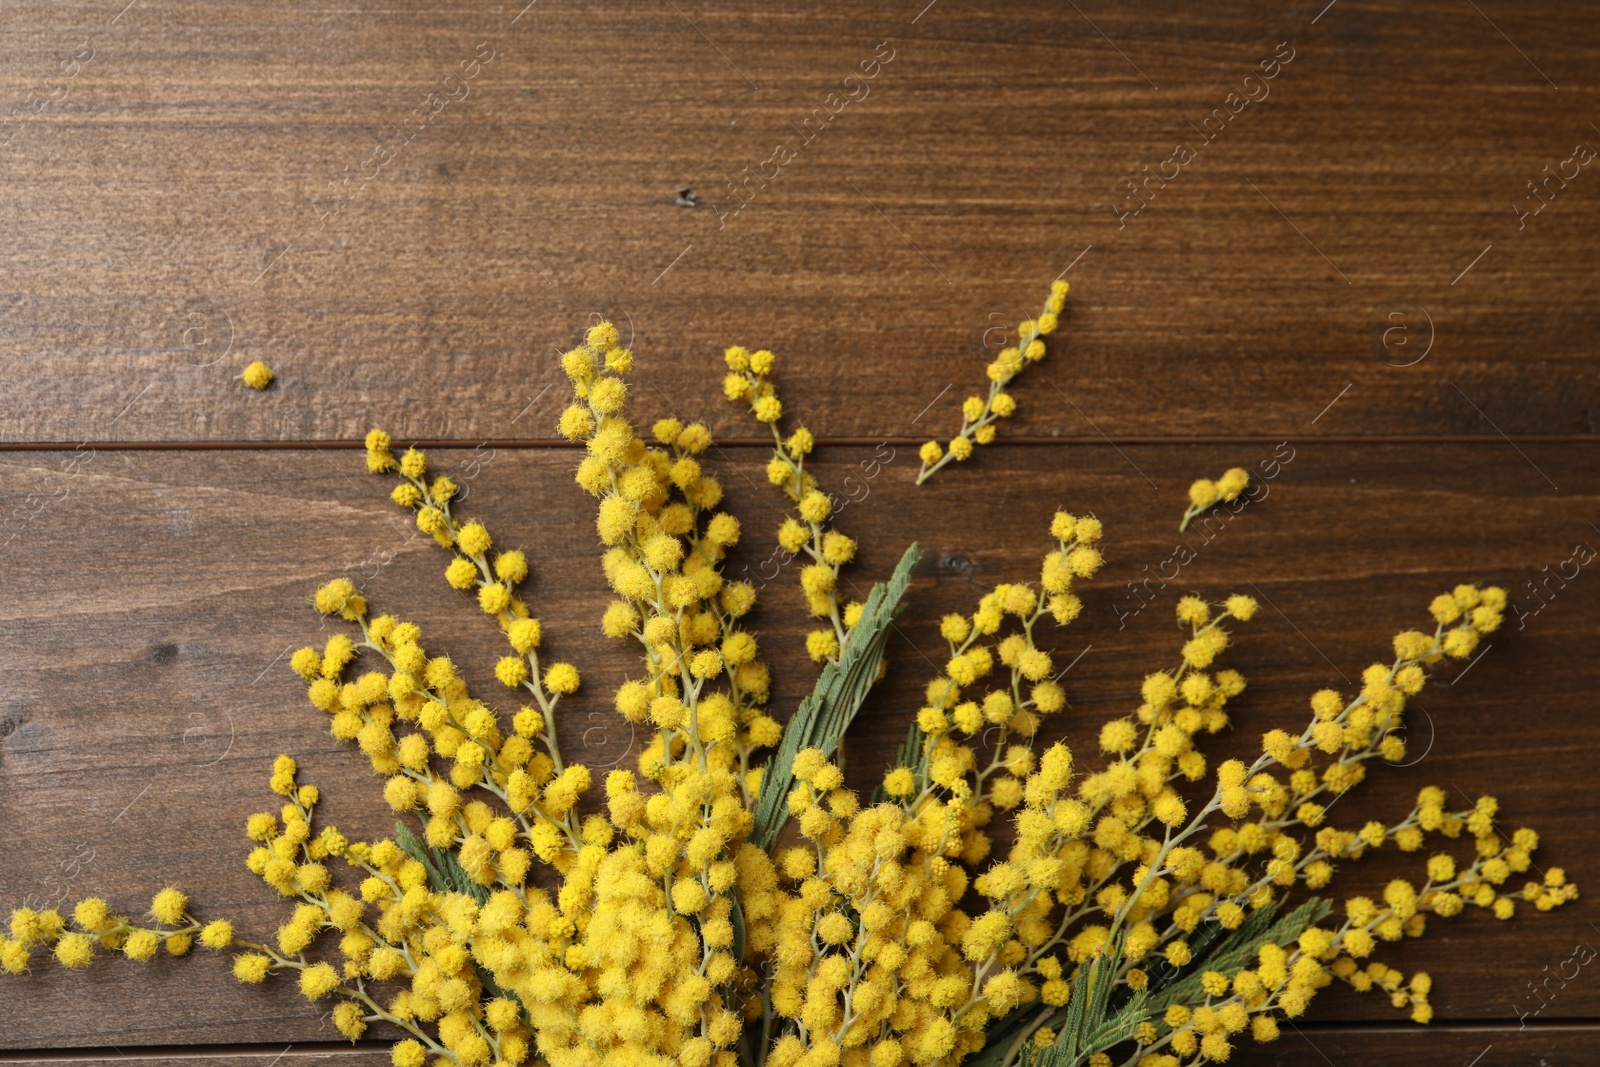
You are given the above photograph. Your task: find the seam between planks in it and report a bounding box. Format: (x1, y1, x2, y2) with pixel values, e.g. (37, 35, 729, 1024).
(0, 435, 1597, 453)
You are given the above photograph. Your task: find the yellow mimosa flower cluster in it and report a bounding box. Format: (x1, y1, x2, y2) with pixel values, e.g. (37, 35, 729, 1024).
(916, 281, 1069, 485)
(1, 887, 216, 974)
(723, 345, 858, 663)
(556, 323, 779, 797)
(2, 321, 1574, 1067)
(1178, 468, 1249, 532)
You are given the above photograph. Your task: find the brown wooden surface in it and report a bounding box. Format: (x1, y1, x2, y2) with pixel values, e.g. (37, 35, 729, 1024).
(3, 1, 1598, 1063)
(2, 0, 1599, 443)
(2, 445, 1598, 1055)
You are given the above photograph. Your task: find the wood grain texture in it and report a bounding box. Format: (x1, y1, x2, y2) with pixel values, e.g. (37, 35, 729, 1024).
(0, 1051, 390, 1066)
(1, 0, 1599, 444)
(1, 443, 1597, 1049)
(5, 1027, 1600, 1066)
(5, 0, 1600, 1060)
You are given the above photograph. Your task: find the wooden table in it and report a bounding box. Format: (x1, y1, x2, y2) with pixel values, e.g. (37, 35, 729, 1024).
(3, 1, 1597, 1062)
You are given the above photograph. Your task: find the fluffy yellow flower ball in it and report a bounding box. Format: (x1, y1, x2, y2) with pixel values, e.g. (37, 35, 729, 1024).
(241, 361, 275, 390)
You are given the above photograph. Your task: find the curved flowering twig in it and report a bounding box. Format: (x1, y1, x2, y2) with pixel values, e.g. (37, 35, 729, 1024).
(917, 280, 1070, 484)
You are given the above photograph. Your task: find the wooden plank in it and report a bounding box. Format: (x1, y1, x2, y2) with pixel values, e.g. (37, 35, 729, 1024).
(6, 1026, 1600, 1065)
(1236, 1024, 1600, 1065)
(0, 1050, 391, 1066)
(1, 441, 1597, 1047)
(2, 1, 1598, 444)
